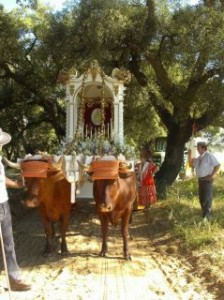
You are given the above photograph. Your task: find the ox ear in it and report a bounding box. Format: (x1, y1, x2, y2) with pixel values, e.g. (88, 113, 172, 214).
(119, 161, 132, 170)
(126, 163, 133, 170)
(3, 157, 21, 169)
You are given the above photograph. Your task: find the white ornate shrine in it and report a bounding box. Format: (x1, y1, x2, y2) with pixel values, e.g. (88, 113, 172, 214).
(63, 61, 132, 199)
(65, 60, 129, 146)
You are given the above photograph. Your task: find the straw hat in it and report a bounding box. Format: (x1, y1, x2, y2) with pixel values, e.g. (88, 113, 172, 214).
(0, 128, 11, 145)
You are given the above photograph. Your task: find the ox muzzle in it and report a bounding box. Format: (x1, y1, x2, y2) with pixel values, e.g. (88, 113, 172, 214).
(21, 196, 40, 208)
(97, 203, 113, 213)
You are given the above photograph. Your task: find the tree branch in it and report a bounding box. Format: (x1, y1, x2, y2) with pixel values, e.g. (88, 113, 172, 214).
(128, 55, 148, 86)
(195, 106, 223, 131)
(147, 51, 177, 98)
(148, 90, 174, 130)
(187, 67, 222, 95)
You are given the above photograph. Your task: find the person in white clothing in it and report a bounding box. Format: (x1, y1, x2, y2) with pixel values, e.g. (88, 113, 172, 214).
(0, 128, 31, 291)
(188, 141, 220, 219)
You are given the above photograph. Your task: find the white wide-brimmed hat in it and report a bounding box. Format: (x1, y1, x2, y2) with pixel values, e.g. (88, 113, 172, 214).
(0, 128, 11, 145)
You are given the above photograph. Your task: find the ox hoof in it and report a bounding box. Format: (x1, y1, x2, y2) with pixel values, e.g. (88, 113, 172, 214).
(42, 252, 53, 258)
(99, 252, 108, 258)
(124, 255, 132, 261)
(61, 251, 69, 257)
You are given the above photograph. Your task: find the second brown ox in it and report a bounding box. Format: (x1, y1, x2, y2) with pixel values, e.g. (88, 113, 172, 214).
(5, 157, 71, 257)
(89, 160, 137, 260)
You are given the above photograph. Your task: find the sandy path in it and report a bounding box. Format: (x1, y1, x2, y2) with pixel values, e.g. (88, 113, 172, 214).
(0, 195, 216, 300)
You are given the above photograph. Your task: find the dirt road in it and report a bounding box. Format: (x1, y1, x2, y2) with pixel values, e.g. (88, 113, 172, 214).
(0, 193, 217, 300)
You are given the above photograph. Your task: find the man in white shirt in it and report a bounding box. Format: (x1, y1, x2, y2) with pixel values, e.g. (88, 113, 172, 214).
(0, 128, 31, 291)
(188, 141, 220, 219)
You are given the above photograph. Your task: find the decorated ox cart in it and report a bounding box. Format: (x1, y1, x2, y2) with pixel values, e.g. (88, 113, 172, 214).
(5, 61, 135, 203)
(3, 62, 137, 258)
(60, 60, 135, 201)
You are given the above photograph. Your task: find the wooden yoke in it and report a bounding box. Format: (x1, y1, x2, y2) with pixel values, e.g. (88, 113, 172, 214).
(89, 160, 134, 180)
(90, 160, 119, 180)
(21, 161, 50, 178)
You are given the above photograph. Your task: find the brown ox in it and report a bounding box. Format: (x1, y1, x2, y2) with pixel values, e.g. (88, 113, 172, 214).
(89, 160, 137, 260)
(5, 158, 71, 257)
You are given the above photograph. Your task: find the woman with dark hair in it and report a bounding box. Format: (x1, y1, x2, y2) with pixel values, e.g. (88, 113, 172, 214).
(135, 148, 158, 210)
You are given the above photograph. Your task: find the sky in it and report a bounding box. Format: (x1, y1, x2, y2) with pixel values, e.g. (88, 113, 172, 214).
(0, 0, 200, 12)
(0, 0, 67, 11)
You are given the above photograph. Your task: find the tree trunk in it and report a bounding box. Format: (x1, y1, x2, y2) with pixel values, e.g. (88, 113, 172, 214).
(155, 124, 191, 198)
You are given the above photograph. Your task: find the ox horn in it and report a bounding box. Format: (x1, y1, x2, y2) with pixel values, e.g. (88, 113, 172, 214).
(51, 156, 63, 169)
(77, 160, 91, 172)
(3, 157, 21, 169)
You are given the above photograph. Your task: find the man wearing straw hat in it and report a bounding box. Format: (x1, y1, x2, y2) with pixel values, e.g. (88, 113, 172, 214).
(0, 128, 31, 291)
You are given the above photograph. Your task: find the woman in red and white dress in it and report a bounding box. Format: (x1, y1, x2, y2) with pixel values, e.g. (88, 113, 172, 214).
(135, 149, 158, 209)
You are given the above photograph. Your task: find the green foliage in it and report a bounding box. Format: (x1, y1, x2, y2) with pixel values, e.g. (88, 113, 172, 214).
(166, 177, 198, 200)
(0, 5, 68, 159)
(153, 175, 224, 251)
(124, 80, 166, 148)
(0, 0, 224, 186)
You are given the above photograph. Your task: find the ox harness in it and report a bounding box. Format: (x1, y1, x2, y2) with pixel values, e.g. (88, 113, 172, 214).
(89, 160, 134, 181)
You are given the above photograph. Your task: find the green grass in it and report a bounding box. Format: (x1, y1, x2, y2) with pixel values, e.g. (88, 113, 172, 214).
(152, 175, 224, 262)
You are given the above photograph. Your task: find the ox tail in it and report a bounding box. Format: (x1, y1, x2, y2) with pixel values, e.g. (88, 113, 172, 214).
(130, 192, 139, 224)
(132, 192, 139, 212)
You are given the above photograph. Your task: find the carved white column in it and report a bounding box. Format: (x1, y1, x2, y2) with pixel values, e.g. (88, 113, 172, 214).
(66, 85, 74, 142)
(67, 104, 72, 142)
(73, 95, 78, 137)
(118, 98, 124, 145)
(117, 84, 125, 145)
(113, 100, 119, 144)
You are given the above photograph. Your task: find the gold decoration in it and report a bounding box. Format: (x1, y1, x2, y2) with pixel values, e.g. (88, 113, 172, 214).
(86, 101, 110, 108)
(88, 60, 101, 81)
(69, 67, 78, 79)
(57, 67, 78, 85)
(112, 68, 132, 84)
